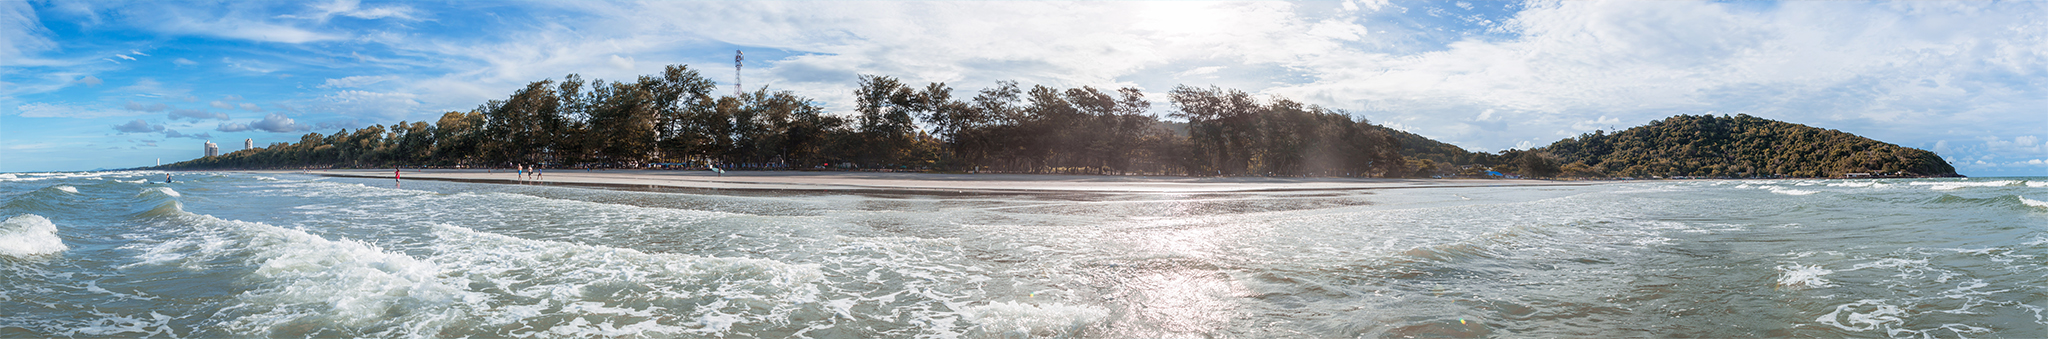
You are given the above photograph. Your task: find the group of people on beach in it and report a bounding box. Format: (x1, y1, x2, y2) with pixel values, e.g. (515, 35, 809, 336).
(516, 164, 542, 181)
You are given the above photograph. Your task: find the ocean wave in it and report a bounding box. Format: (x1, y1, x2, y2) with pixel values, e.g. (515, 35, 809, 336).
(1909, 180, 2015, 190)
(137, 187, 180, 198)
(1826, 181, 1889, 188)
(2021, 196, 2048, 209)
(960, 301, 1108, 337)
(127, 205, 832, 337)
(61, 311, 179, 337)
(1767, 187, 1818, 196)
(0, 214, 67, 257)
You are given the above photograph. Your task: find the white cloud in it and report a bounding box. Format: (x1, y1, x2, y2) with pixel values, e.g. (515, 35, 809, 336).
(282, 0, 418, 22)
(239, 103, 263, 112)
(0, 0, 56, 61)
(17, 102, 142, 118)
(173, 58, 197, 66)
(209, 100, 233, 109)
(237, 113, 309, 133)
(114, 53, 134, 61)
(74, 75, 102, 86)
(112, 119, 163, 133)
(306, 90, 421, 120)
(318, 75, 397, 88)
(608, 55, 634, 70)
(1176, 66, 1224, 78)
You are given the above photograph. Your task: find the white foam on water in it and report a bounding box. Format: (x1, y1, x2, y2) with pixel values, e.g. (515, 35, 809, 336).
(52, 185, 78, 194)
(126, 203, 833, 338)
(1776, 264, 1836, 290)
(1909, 180, 2015, 190)
(63, 311, 179, 337)
(960, 301, 1109, 337)
(254, 176, 279, 181)
(1827, 181, 1889, 188)
(1817, 299, 1908, 332)
(2020, 196, 2048, 208)
(0, 214, 67, 257)
(1767, 187, 1817, 196)
(2027, 181, 2047, 188)
(138, 187, 180, 198)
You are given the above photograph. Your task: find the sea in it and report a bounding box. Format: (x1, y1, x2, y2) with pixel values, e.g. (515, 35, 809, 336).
(2, 170, 2045, 338)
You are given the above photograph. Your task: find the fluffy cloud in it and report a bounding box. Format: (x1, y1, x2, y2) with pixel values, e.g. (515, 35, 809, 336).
(162, 129, 210, 139)
(209, 100, 233, 109)
(248, 113, 309, 132)
(113, 119, 163, 133)
(73, 75, 101, 86)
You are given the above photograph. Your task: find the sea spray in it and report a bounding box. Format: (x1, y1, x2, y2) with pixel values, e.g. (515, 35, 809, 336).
(0, 214, 67, 257)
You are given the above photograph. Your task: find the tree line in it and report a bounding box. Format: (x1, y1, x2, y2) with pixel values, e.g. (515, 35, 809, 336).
(158, 64, 1430, 177)
(155, 65, 1955, 179)
(1538, 114, 1957, 178)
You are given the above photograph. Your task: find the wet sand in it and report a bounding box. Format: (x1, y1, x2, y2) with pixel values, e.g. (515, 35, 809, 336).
(255, 169, 1591, 193)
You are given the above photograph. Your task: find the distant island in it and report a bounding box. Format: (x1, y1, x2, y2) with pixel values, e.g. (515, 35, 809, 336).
(154, 64, 1956, 179)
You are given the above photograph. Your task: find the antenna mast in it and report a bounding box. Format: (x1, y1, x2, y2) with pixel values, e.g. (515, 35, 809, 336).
(734, 50, 743, 97)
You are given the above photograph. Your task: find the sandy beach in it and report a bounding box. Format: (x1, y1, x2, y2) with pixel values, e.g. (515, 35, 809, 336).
(253, 168, 1592, 193)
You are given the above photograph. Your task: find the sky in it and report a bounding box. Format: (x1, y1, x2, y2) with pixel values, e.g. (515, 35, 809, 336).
(2, 0, 2043, 176)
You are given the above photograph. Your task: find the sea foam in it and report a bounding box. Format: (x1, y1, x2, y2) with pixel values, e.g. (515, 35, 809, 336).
(961, 301, 1110, 337)
(2021, 196, 2048, 209)
(1910, 181, 2014, 190)
(1776, 264, 1835, 289)
(0, 214, 67, 257)
(1767, 187, 1818, 196)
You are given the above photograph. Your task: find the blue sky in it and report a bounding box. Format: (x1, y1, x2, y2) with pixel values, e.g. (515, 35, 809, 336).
(2, 0, 2044, 176)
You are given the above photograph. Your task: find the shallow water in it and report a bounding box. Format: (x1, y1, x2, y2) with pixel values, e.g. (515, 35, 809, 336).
(2, 171, 2045, 338)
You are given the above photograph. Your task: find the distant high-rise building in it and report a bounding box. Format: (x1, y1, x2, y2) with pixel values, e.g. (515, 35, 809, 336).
(204, 141, 219, 157)
(244, 138, 253, 150)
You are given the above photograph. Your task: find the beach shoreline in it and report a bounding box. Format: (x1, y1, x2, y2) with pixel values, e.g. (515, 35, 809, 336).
(244, 168, 1596, 194)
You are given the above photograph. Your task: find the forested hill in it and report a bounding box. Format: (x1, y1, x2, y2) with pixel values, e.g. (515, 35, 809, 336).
(1539, 114, 1957, 178)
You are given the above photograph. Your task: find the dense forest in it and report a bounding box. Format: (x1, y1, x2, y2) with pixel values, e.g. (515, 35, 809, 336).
(157, 65, 1423, 177)
(1538, 114, 1958, 178)
(155, 65, 1956, 179)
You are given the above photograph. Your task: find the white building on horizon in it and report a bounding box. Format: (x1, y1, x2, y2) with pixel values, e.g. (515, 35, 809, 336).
(244, 138, 253, 150)
(204, 141, 219, 157)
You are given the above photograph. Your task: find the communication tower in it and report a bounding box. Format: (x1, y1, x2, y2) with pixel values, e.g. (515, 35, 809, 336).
(735, 50, 744, 97)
